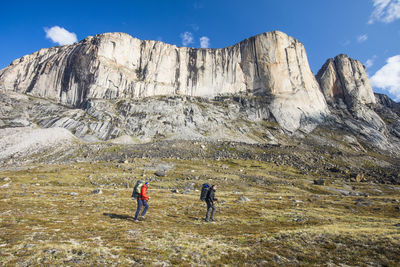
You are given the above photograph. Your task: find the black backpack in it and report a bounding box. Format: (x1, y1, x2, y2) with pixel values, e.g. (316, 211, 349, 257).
(200, 183, 210, 201)
(131, 180, 144, 199)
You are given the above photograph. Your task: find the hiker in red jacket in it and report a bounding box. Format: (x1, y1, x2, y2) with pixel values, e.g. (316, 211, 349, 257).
(134, 182, 150, 221)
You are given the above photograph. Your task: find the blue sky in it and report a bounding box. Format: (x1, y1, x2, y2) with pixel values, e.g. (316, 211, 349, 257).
(1, 0, 400, 100)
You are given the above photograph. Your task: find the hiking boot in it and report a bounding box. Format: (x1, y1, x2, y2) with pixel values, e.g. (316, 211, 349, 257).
(139, 216, 146, 221)
(210, 218, 216, 222)
(134, 219, 139, 222)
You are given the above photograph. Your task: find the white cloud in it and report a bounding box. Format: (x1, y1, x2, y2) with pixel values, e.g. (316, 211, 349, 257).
(369, 0, 400, 24)
(357, 34, 368, 43)
(365, 59, 374, 68)
(341, 40, 351, 47)
(180, 31, 194, 46)
(44, 26, 77, 45)
(370, 55, 400, 100)
(200, 36, 210, 48)
(365, 55, 377, 68)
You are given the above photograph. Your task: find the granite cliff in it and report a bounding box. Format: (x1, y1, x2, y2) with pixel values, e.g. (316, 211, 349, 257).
(0, 31, 399, 154)
(0, 31, 328, 132)
(316, 54, 399, 152)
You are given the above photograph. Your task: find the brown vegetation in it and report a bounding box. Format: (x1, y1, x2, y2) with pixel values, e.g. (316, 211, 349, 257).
(1, 158, 399, 265)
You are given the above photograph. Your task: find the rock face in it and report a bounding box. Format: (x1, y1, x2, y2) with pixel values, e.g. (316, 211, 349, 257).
(0, 91, 277, 143)
(316, 54, 385, 128)
(316, 54, 376, 108)
(0, 31, 399, 153)
(316, 55, 397, 152)
(0, 31, 328, 132)
(374, 93, 400, 139)
(375, 93, 400, 114)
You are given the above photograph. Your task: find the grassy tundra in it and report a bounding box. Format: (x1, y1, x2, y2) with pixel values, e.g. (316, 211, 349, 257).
(1, 155, 399, 266)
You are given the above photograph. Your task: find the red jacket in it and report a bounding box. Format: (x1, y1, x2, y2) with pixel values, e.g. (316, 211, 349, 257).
(139, 185, 149, 201)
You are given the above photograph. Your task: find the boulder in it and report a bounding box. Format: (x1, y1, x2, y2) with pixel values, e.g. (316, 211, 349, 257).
(313, 179, 325, 185)
(91, 189, 102, 194)
(155, 170, 166, 177)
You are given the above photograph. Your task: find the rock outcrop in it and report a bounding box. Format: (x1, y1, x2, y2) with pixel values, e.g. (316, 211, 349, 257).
(374, 93, 400, 139)
(375, 93, 400, 115)
(316, 54, 386, 130)
(0, 31, 329, 132)
(0, 91, 276, 143)
(316, 54, 376, 108)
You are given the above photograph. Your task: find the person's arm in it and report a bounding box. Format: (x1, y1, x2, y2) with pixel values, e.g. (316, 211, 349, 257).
(210, 191, 216, 202)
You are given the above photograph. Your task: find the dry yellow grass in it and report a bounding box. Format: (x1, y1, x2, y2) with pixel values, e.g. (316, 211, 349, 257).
(0, 158, 399, 266)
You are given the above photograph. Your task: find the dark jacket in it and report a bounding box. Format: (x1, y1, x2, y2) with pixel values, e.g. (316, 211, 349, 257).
(206, 188, 217, 204)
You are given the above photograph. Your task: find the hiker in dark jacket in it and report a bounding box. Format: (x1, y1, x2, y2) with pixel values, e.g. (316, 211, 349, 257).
(134, 182, 150, 221)
(205, 185, 217, 222)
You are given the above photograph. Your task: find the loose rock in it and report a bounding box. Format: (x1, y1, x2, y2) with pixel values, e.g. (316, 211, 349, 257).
(313, 179, 325, 185)
(238, 196, 251, 202)
(91, 189, 102, 194)
(155, 170, 166, 177)
(0, 183, 10, 188)
(355, 199, 372, 207)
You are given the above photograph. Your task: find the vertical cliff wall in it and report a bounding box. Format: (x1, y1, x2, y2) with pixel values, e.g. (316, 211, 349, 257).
(316, 54, 376, 108)
(0, 31, 330, 131)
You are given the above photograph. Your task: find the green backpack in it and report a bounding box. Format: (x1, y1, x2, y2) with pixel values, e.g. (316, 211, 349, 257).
(131, 180, 144, 199)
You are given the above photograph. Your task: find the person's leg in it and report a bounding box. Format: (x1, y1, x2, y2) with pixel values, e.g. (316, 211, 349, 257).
(141, 200, 149, 217)
(205, 201, 211, 221)
(210, 204, 216, 221)
(134, 199, 143, 220)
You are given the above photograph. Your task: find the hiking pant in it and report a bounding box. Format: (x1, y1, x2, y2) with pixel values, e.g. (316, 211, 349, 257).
(205, 200, 215, 221)
(135, 199, 149, 220)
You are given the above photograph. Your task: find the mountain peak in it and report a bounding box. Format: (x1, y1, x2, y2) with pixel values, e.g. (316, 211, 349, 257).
(316, 54, 375, 108)
(0, 30, 328, 132)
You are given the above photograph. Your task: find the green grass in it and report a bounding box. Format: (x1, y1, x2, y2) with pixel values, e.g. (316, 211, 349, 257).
(0, 158, 399, 266)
